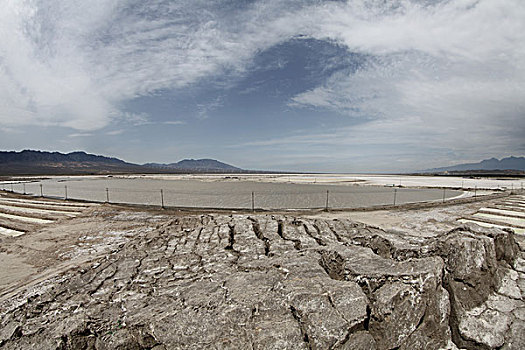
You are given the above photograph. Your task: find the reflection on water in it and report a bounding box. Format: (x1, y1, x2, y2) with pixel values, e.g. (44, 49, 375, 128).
(1, 177, 463, 210)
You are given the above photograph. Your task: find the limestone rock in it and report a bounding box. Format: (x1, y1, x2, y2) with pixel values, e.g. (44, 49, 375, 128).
(0, 214, 522, 350)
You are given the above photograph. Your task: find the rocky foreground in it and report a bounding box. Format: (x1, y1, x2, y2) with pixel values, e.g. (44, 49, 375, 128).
(1, 213, 524, 349)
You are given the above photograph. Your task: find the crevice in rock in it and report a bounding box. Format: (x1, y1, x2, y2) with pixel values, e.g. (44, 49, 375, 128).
(248, 217, 271, 256)
(364, 305, 371, 331)
(225, 224, 235, 251)
(312, 221, 342, 244)
(192, 227, 203, 251)
(318, 250, 345, 281)
(277, 220, 301, 250)
(330, 319, 368, 350)
(88, 263, 118, 296)
(442, 274, 491, 350)
(322, 221, 344, 243)
(352, 235, 394, 260)
(303, 223, 326, 246)
(224, 224, 241, 265)
(290, 305, 312, 350)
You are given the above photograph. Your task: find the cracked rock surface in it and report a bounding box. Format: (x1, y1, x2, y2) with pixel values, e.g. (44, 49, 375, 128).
(0, 213, 523, 349)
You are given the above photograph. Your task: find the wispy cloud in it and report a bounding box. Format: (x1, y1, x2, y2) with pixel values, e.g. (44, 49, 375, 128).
(106, 129, 124, 136)
(0, 0, 523, 170)
(118, 112, 151, 126)
(289, 0, 525, 163)
(163, 120, 185, 125)
(68, 132, 93, 138)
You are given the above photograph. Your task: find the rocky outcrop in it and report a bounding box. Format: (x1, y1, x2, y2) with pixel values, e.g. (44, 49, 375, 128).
(0, 215, 523, 349)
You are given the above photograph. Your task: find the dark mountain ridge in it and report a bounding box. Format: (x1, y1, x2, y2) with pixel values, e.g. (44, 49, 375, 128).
(0, 150, 243, 175)
(144, 159, 241, 172)
(423, 156, 525, 173)
(0, 150, 128, 164)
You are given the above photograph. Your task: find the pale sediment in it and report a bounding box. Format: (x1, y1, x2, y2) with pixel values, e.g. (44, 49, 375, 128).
(0, 205, 523, 349)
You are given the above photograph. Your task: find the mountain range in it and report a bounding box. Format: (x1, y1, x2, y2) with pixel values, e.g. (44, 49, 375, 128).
(1, 150, 524, 176)
(144, 159, 241, 172)
(423, 156, 525, 173)
(0, 150, 243, 175)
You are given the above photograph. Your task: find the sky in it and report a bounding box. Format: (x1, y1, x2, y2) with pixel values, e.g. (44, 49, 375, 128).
(0, 0, 524, 173)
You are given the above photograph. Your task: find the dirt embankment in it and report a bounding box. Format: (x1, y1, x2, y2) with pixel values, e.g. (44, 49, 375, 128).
(0, 206, 524, 349)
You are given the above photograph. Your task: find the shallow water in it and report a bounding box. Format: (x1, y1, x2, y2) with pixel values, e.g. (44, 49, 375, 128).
(2, 177, 462, 210)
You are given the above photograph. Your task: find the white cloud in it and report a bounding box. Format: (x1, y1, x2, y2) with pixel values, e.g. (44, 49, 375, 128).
(0, 0, 311, 130)
(163, 120, 185, 125)
(68, 132, 93, 138)
(290, 0, 525, 160)
(106, 129, 124, 135)
(117, 112, 151, 126)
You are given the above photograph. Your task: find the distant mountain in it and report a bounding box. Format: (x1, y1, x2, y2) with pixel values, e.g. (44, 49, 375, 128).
(0, 150, 244, 175)
(423, 156, 525, 173)
(0, 150, 146, 175)
(144, 159, 242, 172)
(0, 150, 127, 165)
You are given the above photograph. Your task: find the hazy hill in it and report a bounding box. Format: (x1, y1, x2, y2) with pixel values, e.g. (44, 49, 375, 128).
(0, 150, 145, 175)
(424, 156, 525, 173)
(0, 150, 127, 165)
(0, 150, 244, 175)
(144, 159, 242, 172)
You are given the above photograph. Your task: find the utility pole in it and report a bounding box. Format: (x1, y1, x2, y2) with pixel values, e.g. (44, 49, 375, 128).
(393, 188, 397, 206)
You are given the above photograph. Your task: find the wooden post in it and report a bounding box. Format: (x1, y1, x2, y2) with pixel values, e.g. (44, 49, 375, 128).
(251, 191, 255, 212)
(40, 184, 43, 197)
(325, 190, 329, 211)
(160, 189, 164, 209)
(11, 183, 13, 192)
(65, 186, 68, 200)
(442, 188, 446, 203)
(23, 183, 26, 195)
(474, 186, 477, 197)
(106, 188, 109, 203)
(393, 188, 397, 206)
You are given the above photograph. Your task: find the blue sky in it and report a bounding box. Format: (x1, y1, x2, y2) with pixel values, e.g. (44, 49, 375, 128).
(0, 0, 524, 172)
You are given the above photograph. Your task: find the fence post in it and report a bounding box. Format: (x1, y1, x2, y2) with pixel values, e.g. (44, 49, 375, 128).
(442, 188, 446, 203)
(251, 191, 255, 212)
(65, 186, 68, 200)
(23, 183, 26, 195)
(106, 188, 110, 203)
(325, 190, 329, 211)
(40, 184, 43, 197)
(393, 188, 397, 206)
(160, 189, 164, 209)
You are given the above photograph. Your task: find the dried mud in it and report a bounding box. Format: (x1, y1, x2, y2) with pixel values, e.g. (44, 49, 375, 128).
(0, 196, 524, 349)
